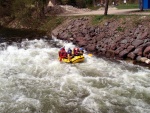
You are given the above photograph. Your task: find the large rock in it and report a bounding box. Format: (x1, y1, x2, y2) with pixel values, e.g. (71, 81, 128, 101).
(133, 47, 143, 56)
(120, 39, 128, 44)
(132, 39, 143, 47)
(78, 40, 88, 47)
(119, 49, 128, 58)
(127, 45, 135, 52)
(127, 52, 136, 60)
(137, 32, 148, 39)
(95, 32, 105, 41)
(143, 46, 150, 56)
(85, 44, 96, 52)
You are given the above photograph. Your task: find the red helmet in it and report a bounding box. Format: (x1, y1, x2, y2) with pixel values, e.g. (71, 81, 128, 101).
(75, 48, 78, 50)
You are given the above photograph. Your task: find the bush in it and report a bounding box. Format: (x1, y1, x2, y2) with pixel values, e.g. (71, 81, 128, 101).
(75, 0, 86, 8)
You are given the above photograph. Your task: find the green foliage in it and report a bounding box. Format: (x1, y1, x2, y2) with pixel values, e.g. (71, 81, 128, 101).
(61, 0, 70, 4)
(76, 0, 86, 8)
(116, 4, 139, 9)
(10, 0, 35, 19)
(92, 15, 115, 25)
(85, 0, 92, 5)
(40, 16, 65, 32)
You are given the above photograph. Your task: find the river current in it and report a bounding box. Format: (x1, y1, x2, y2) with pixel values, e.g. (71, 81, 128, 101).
(0, 38, 150, 113)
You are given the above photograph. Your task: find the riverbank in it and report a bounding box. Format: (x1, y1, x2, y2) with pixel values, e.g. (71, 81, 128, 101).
(52, 15, 150, 68)
(0, 14, 150, 68)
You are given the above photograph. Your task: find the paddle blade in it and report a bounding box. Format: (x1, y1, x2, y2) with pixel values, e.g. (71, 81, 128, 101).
(88, 54, 93, 57)
(59, 57, 62, 61)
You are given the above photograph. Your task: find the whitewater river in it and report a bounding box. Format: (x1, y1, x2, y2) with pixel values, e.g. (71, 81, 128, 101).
(0, 38, 150, 113)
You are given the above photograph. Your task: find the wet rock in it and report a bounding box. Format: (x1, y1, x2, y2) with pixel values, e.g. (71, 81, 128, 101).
(115, 47, 124, 55)
(119, 49, 128, 58)
(127, 52, 136, 60)
(145, 59, 150, 64)
(133, 47, 143, 56)
(143, 46, 150, 56)
(136, 56, 142, 62)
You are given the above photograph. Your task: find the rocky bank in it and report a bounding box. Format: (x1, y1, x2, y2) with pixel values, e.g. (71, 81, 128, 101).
(52, 16, 150, 65)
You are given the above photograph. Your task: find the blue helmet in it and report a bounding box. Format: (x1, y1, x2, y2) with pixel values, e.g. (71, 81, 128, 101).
(60, 46, 65, 50)
(67, 48, 72, 53)
(79, 47, 83, 51)
(68, 48, 71, 51)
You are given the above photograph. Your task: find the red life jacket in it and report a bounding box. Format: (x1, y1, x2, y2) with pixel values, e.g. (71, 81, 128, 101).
(73, 48, 79, 56)
(59, 50, 67, 58)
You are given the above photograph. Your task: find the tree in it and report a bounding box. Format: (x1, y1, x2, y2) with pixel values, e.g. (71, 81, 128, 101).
(139, 0, 143, 11)
(93, 0, 96, 6)
(104, 0, 109, 15)
(34, 0, 49, 18)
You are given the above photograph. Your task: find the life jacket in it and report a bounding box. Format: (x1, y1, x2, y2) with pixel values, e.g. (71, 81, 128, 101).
(59, 50, 67, 58)
(67, 49, 72, 55)
(73, 48, 79, 56)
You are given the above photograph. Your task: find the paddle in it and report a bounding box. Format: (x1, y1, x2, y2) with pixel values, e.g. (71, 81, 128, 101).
(59, 57, 62, 61)
(88, 54, 93, 57)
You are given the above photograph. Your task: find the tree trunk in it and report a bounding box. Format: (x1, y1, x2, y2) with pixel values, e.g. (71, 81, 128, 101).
(40, 1, 45, 18)
(93, 0, 96, 7)
(104, 0, 109, 15)
(139, 0, 143, 11)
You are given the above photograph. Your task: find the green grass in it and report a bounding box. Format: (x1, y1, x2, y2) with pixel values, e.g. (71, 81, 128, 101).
(40, 16, 66, 33)
(91, 15, 127, 25)
(116, 4, 139, 9)
(87, 6, 101, 10)
(92, 15, 114, 25)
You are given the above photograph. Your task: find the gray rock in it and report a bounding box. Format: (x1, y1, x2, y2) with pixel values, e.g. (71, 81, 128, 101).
(143, 46, 150, 56)
(127, 52, 136, 60)
(132, 39, 143, 47)
(120, 39, 128, 44)
(119, 49, 128, 58)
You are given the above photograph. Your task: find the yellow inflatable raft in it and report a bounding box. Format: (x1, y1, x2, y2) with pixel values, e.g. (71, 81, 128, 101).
(59, 55, 84, 63)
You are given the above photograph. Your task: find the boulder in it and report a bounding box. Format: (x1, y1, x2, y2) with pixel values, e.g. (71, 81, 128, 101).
(143, 46, 150, 56)
(120, 39, 128, 44)
(127, 45, 135, 52)
(127, 52, 136, 60)
(75, 37, 84, 42)
(119, 49, 128, 58)
(145, 59, 150, 64)
(137, 32, 148, 39)
(95, 32, 105, 41)
(133, 47, 143, 56)
(78, 40, 87, 47)
(132, 39, 143, 47)
(86, 44, 96, 52)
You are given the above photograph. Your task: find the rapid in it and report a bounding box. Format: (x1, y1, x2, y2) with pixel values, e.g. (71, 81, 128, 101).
(0, 37, 150, 113)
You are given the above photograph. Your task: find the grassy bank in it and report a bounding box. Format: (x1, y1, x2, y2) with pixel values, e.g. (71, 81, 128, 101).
(0, 14, 149, 38)
(0, 16, 66, 38)
(116, 4, 139, 9)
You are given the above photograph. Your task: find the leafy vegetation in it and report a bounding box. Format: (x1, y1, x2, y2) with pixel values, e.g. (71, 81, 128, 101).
(116, 4, 139, 9)
(92, 15, 116, 25)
